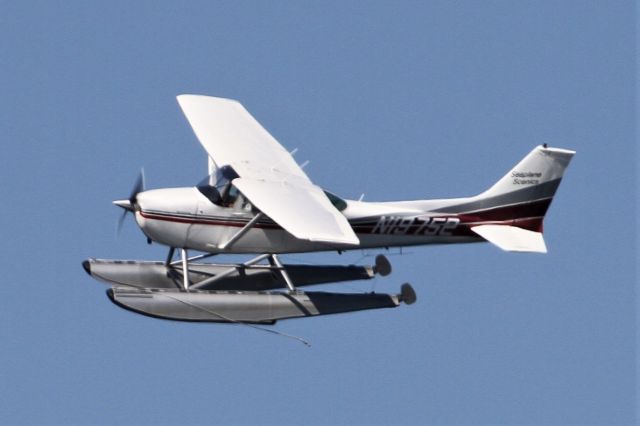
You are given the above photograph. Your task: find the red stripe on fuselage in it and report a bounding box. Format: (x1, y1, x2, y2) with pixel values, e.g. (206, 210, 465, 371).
(139, 211, 282, 229)
(141, 197, 547, 237)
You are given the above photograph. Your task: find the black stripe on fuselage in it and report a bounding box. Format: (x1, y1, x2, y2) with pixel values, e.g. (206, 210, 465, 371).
(140, 210, 281, 229)
(432, 178, 561, 214)
(141, 195, 552, 236)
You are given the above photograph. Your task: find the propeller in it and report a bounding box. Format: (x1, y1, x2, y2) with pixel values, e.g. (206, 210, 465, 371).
(114, 169, 145, 234)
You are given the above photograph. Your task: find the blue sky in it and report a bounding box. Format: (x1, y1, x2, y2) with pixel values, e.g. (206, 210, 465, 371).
(0, 1, 636, 424)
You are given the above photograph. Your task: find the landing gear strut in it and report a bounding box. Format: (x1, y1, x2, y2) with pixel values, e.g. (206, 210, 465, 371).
(181, 248, 190, 290)
(270, 254, 296, 293)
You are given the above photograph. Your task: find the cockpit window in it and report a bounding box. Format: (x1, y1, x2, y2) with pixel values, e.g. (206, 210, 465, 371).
(196, 165, 240, 207)
(324, 190, 348, 211)
(226, 185, 240, 205)
(197, 184, 222, 204)
(198, 168, 347, 213)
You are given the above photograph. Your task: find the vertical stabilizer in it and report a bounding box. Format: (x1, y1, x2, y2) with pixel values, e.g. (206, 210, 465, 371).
(481, 145, 575, 200)
(464, 145, 575, 252)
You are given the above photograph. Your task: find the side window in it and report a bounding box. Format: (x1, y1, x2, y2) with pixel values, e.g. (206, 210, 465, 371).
(225, 185, 239, 205)
(231, 193, 253, 213)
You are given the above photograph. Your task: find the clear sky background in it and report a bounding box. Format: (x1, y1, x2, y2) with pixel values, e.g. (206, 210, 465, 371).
(0, 1, 636, 424)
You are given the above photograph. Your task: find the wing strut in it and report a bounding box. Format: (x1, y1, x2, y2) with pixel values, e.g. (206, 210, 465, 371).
(218, 212, 264, 250)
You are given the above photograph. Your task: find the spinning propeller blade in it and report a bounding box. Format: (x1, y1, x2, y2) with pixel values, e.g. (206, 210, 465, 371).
(115, 169, 145, 234)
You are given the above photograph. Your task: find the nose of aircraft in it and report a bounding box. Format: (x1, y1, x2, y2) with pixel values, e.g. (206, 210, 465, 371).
(131, 188, 201, 247)
(113, 181, 202, 244)
(113, 170, 145, 232)
(113, 198, 134, 212)
(134, 187, 201, 216)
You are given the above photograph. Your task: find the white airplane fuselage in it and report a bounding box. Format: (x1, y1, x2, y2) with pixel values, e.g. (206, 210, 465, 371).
(90, 94, 577, 324)
(129, 145, 573, 255)
(134, 186, 501, 254)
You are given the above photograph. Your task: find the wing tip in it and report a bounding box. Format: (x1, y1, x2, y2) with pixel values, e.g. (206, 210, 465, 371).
(177, 94, 241, 106)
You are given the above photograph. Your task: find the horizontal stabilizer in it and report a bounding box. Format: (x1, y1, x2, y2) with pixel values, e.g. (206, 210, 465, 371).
(471, 225, 547, 253)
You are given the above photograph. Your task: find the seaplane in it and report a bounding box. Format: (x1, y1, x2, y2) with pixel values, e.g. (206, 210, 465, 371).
(84, 94, 575, 330)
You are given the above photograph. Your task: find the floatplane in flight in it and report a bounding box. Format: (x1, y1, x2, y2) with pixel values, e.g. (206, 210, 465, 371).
(84, 95, 575, 329)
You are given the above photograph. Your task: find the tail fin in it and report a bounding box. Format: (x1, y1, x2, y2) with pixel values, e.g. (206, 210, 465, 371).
(481, 145, 575, 200)
(452, 145, 575, 253)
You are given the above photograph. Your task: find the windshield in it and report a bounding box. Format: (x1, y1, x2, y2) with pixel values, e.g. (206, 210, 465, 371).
(197, 168, 347, 212)
(196, 165, 240, 206)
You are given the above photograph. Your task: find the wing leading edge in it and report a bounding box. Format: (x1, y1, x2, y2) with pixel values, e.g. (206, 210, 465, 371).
(177, 94, 359, 246)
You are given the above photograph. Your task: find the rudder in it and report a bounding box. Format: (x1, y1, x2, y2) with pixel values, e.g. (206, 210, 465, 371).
(468, 145, 575, 252)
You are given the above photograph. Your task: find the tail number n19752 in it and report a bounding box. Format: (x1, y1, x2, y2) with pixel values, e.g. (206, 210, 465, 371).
(371, 216, 460, 236)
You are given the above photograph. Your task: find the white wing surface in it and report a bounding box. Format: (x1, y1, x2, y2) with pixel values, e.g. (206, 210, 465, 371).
(177, 94, 359, 246)
(234, 178, 358, 245)
(177, 95, 309, 183)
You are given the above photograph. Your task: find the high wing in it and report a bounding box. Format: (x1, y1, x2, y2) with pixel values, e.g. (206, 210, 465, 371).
(177, 94, 359, 246)
(176, 95, 309, 183)
(233, 178, 358, 245)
